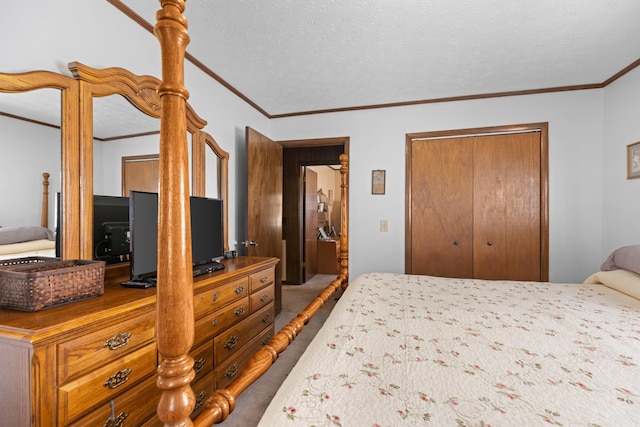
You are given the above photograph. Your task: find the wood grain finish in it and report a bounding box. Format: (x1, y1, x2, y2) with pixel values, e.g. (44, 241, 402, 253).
(41, 172, 50, 228)
(406, 124, 548, 281)
(409, 137, 473, 277)
(473, 132, 541, 280)
(0, 256, 277, 425)
(0, 70, 81, 259)
(246, 126, 283, 313)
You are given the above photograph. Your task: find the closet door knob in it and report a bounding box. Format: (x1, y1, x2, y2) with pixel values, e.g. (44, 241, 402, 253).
(487, 241, 493, 246)
(453, 241, 460, 246)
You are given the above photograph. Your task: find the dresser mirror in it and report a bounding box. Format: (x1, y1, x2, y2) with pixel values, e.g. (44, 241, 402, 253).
(69, 62, 229, 259)
(0, 64, 228, 262)
(0, 70, 81, 259)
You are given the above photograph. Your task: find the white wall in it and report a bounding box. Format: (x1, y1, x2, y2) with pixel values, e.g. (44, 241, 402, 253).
(602, 67, 640, 258)
(0, 114, 61, 229)
(272, 89, 606, 283)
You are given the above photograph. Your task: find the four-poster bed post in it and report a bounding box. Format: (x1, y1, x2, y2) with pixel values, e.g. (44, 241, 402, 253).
(153, 1, 349, 424)
(41, 172, 50, 229)
(154, 0, 197, 425)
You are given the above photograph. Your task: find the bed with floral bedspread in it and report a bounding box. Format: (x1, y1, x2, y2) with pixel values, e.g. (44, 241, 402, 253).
(258, 269, 640, 426)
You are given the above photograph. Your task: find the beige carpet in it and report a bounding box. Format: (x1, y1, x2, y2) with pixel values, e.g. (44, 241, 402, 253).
(219, 274, 341, 426)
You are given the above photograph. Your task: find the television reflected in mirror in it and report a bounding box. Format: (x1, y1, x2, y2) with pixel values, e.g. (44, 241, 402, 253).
(92, 195, 130, 264)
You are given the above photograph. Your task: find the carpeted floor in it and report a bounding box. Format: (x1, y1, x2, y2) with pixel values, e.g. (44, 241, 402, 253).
(219, 274, 341, 426)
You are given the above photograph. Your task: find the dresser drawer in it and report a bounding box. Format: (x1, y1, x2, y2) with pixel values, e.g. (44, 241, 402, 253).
(58, 310, 155, 383)
(191, 370, 216, 420)
(194, 296, 249, 345)
(193, 276, 248, 319)
(215, 326, 273, 390)
(214, 304, 274, 366)
(250, 284, 274, 312)
(58, 343, 157, 424)
(249, 267, 275, 292)
(191, 340, 214, 382)
(68, 374, 159, 427)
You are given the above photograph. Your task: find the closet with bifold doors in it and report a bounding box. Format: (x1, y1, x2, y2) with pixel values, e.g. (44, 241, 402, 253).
(406, 123, 549, 281)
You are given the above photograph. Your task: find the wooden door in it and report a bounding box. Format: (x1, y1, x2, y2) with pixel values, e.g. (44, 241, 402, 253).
(473, 132, 541, 280)
(409, 137, 473, 277)
(122, 154, 159, 196)
(407, 125, 547, 281)
(304, 167, 318, 281)
(246, 127, 283, 312)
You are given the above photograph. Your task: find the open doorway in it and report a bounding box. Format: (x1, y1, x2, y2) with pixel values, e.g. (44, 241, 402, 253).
(280, 139, 348, 285)
(304, 165, 342, 282)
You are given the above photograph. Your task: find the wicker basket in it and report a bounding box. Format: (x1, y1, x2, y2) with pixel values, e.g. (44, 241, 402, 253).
(0, 256, 58, 268)
(0, 259, 105, 311)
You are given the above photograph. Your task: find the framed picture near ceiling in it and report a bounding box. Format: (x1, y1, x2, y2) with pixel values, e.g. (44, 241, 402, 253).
(627, 141, 640, 179)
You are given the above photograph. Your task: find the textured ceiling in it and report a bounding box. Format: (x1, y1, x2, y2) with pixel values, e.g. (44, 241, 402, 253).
(2, 1, 639, 139)
(120, 0, 640, 116)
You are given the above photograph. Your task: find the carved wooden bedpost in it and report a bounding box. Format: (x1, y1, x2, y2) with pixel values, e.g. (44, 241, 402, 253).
(339, 153, 349, 289)
(154, 1, 196, 426)
(41, 172, 50, 229)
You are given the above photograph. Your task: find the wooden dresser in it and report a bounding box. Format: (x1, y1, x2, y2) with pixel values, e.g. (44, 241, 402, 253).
(0, 256, 278, 426)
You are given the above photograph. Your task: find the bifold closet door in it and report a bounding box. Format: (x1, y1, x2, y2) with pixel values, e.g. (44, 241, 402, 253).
(409, 137, 474, 278)
(473, 132, 541, 281)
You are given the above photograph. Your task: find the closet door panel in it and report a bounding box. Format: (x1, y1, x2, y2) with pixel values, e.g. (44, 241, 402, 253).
(410, 137, 473, 277)
(473, 133, 540, 280)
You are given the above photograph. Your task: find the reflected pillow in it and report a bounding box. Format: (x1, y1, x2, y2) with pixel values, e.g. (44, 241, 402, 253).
(0, 226, 55, 245)
(601, 244, 640, 275)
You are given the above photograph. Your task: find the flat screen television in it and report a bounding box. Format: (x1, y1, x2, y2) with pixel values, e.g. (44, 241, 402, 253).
(190, 196, 224, 266)
(129, 191, 224, 282)
(93, 195, 130, 264)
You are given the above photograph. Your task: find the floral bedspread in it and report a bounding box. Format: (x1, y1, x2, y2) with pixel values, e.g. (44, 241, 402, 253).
(258, 272, 640, 426)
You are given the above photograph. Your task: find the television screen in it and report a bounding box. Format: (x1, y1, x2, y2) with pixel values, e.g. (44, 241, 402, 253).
(129, 192, 224, 282)
(191, 196, 224, 265)
(129, 191, 158, 281)
(93, 195, 130, 264)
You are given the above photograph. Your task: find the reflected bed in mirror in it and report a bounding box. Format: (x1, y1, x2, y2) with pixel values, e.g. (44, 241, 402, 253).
(0, 172, 57, 261)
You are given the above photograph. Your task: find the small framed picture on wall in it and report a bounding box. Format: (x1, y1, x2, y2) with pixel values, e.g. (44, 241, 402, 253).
(628, 141, 640, 179)
(372, 170, 386, 194)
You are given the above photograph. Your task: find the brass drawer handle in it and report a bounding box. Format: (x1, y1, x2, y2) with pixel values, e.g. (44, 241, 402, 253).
(235, 306, 245, 316)
(194, 390, 207, 411)
(103, 368, 132, 389)
(261, 314, 271, 323)
(260, 276, 268, 283)
(262, 335, 271, 345)
(260, 294, 269, 302)
(211, 318, 218, 327)
(103, 332, 131, 350)
(235, 285, 245, 295)
(212, 293, 218, 302)
(194, 357, 206, 374)
(224, 335, 239, 349)
(103, 400, 129, 427)
(225, 363, 239, 378)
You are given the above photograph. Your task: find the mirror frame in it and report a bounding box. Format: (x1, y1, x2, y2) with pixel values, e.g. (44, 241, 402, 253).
(68, 62, 229, 259)
(0, 70, 82, 259)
